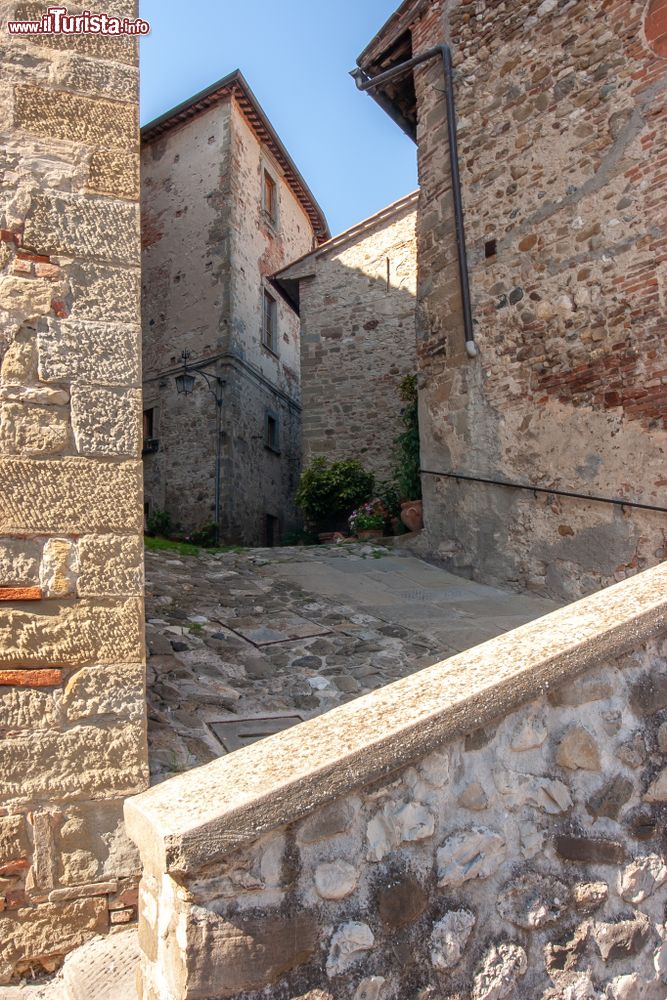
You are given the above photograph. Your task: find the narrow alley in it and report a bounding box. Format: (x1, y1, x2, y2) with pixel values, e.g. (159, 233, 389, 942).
(145, 542, 558, 783)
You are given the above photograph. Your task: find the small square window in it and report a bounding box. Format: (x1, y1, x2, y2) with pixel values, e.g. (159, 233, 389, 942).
(262, 290, 278, 353)
(265, 411, 280, 452)
(263, 169, 277, 224)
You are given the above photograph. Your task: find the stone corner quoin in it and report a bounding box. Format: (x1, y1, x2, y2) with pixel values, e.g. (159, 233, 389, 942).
(0, 5, 147, 986)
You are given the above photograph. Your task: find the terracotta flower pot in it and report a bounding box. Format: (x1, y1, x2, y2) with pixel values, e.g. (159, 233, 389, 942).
(400, 500, 423, 533)
(357, 529, 383, 541)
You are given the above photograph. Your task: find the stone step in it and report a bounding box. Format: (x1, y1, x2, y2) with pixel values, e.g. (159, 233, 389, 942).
(61, 930, 139, 1000)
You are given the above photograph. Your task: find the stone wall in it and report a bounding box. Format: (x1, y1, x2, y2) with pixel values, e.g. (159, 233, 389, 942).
(126, 563, 667, 999)
(274, 193, 418, 481)
(142, 84, 320, 543)
(362, 0, 667, 600)
(0, 0, 147, 981)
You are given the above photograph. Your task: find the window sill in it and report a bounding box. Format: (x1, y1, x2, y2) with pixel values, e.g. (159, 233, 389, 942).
(264, 444, 281, 456)
(261, 342, 279, 360)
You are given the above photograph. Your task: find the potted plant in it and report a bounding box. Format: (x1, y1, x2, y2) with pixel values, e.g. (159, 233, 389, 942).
(394, 373, 423, 532)
(296, 457, 375, 538)
(349, 500, 387, 541)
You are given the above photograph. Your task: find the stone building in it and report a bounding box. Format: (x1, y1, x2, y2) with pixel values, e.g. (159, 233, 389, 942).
(273, 191, 418, 481)
(141, 70, 329, 545)
(355, 0, 667, 600)
(0, 0, 146, 981)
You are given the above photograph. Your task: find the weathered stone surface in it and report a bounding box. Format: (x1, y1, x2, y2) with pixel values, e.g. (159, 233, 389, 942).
(0, 685, 60, 730)
(0, 385, 69, 407)
(629, 675, 667, 718)
(510, 715, 547, 751)
(555, 835, 626, 866)
(0, 899, 107, 982)
(0, 816, 29, 864)
(458, 782, 488, 811)
(87, 149, 140, 200)
(297, 799, 355, 844)
(14, 84, 137, 149)
(644, 767, 667, 802)
(367, 801, 435, 861)
(76, 535, 143, 597)
(615, 733, 647, 770)
(0, 401, 70, 455)
(61, 927, 141, 1000)
(38, 320, 141, 386)
(0, 275, 51, 319)
(548, 677, 614, 708)
(184, 909, 319, 994)
(40, 538, 78, 598)
(587, 775, 634, 819)
(437, 828, 506, 889)
(58, 800, 141, 884)
(472, 943, 527, 1000)
(593, 913, 650, 961)
(497, 872, 570, 929)
(377, 874, 427, 930)
(71, 385, 142, 456)
(0, 331, 37, 384)
(605, 974, 653, 1000)
(0, 723, 147, 802)
(0, 458, 143, 533)
(556, 727, 601, 771)
(430, 909, 475, 970)
(23, 193, 139, 265)
(68, 261, 140, 324)
(327, 922, 374, 977)
(619, 854, 667, 904)
(62, 663, 144, 724)
(353, 979, 386, 1000)
(572, 881, 608, 914)
(0, 539, 41, 587)
(314, 860, 357, 900)
(545, 922, 590, 975)
(0, 598, 143, 667)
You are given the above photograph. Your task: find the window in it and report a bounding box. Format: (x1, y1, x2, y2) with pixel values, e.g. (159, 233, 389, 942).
(264, 410, 280, 452)
(262, 169, 277, 224)
(143, 408, 154, 441)
(262, 290, 277, 353)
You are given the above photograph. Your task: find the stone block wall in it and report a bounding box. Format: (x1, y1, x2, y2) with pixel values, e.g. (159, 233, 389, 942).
(364, 0, 667, 600)
(274, 193, 418, 481)
(0, 0, 147, 981)
(142, 82, 321, 543)
(127, 563, 667, 999)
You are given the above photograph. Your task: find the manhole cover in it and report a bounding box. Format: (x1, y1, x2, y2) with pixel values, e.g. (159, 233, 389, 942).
(229, 613, 330, 646)
(210, 714, 305, 753)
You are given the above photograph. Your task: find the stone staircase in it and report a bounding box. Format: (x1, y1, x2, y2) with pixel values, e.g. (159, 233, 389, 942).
(0, 930, 139, 1000)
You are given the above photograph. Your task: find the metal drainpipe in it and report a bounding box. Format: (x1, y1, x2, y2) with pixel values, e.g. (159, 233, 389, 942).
(351, 45, 478, 359)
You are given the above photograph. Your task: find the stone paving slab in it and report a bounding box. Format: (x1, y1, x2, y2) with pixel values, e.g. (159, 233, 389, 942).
(144, 542, 560, 784)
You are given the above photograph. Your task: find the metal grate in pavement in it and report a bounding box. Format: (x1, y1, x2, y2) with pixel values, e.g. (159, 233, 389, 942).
(209, 714, 305, 753)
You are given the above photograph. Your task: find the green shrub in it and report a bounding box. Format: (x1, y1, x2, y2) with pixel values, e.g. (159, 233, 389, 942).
(282, 528, 319, 546)
(188, 523, 218, 548)
(394, 373, 422, 501)
(146, 509, 173, 538)
(296, 458, 375, 531)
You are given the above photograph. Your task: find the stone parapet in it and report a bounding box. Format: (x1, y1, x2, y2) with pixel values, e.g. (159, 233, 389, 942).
(127, 563, 667, 998)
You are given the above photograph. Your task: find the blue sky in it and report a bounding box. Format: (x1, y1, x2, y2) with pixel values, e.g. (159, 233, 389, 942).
(138, 0, 417, 236)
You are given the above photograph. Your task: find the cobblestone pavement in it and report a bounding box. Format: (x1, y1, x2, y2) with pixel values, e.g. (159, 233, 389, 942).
(145, 542, 559, 783)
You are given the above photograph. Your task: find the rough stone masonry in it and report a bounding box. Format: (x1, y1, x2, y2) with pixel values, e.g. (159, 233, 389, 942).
(273, 192, 418, 481)
(357, 0, 667, 602)
(0, 0, 147, 982)
(127, 562, 667, 999)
